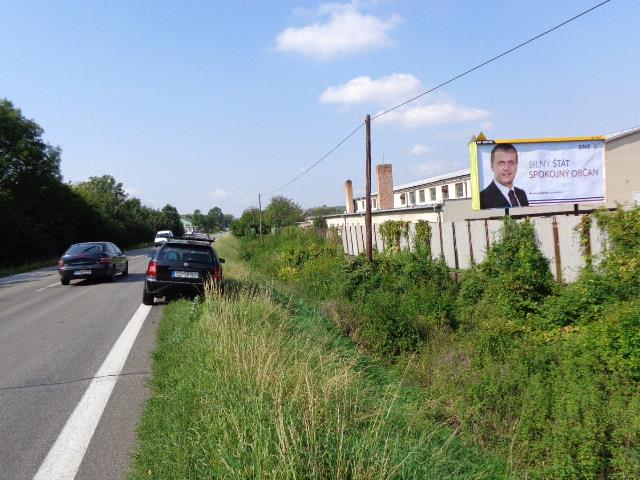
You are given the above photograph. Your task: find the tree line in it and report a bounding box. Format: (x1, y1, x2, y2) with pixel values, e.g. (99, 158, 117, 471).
(0, 99, 186, 267)
(184, 207, 234, 233)
(231, 196, 343, 236)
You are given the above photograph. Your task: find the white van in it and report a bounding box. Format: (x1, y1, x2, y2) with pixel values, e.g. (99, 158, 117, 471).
(154, 230, 174, 246)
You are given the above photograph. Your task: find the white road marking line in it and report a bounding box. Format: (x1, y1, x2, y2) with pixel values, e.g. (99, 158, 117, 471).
(33, 304, 152, 480)
(35, 282, 61, 292)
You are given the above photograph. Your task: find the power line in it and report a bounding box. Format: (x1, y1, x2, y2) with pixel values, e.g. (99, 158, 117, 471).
(263, 0, 611, 196)
(263, 121, 364, 196)
(373, 0, 611, 121)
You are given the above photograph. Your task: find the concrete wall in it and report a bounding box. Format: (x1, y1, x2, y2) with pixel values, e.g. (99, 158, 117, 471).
(605, 130, 640, 206)
(326, 208, 440, 229)
(334, 213, 607, 283)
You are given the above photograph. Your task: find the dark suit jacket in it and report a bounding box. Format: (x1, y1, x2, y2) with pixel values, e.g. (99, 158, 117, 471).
(480, 181, 529, 209)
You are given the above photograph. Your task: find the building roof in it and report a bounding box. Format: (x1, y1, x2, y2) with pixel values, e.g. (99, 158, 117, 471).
(394, 168, 471, 191)
(605, 126, 640, 142)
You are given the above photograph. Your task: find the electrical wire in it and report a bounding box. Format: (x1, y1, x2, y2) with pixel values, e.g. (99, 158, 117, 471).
(263, 121, 365, 196)
(263, 0, 611, 195)
(373, 0, 611, 120)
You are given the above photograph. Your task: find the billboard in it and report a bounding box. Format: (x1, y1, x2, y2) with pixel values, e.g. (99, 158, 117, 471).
(469, 136, 606, 210)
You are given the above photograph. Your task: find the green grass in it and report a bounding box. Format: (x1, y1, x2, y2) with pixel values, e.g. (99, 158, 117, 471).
(129, 238, 507, 479)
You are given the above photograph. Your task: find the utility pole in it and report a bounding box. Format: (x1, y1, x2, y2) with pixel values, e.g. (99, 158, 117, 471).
(258, 193, 263, 244)
(365, 114, 373, 262)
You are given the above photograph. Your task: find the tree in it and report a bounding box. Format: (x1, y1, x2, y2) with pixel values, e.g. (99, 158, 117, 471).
(304, 205, 344, 229)
(191, 209, 206, 230)
(160, 204, 184, 237)
(223, 213, 234, 230)
(73, 175, 127, 219)
(231, 207, 262, 237)
(304, 205, 344, 217)
(205, 207, 224, 232)
(0, 99, 83, 265)
(0, 99, 62, 198)
(264, 195, 303, 228)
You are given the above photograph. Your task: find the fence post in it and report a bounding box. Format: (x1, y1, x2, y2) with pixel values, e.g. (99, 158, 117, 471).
(372, 223, 378, 252)
(484, 218, 489, 248)
(451, 222, 459, 270)
(467, 220, 474, 264)
(552, 216, 563, 283)
(438, 216, 444, 258)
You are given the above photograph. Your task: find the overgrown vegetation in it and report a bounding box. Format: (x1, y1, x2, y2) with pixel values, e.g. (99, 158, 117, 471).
(379, 220, 410, 251)
(130, 255, 505, 479)
(237, 207, 640, 479)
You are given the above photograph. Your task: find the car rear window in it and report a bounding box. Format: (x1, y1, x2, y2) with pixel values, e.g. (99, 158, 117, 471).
(159, 244, 215, 263)
(65, 243, 103, 254)
(156, 232, 172, 238)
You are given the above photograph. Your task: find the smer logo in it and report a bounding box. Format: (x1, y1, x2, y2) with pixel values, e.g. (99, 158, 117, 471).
(183, 262, 189, 267)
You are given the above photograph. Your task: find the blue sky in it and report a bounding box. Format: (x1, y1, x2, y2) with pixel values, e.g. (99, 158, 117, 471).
(1, 0, 638, 216)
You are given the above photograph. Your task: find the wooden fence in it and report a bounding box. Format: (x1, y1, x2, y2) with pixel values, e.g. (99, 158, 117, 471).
(337, 213, 607, 283)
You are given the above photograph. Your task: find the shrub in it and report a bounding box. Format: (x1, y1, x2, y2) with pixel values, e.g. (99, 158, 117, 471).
(457, 218, 556, 329)
(414, 220, 432, 256)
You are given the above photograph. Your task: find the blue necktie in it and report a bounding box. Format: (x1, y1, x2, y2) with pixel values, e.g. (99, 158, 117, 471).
(508, 189, 519, 207)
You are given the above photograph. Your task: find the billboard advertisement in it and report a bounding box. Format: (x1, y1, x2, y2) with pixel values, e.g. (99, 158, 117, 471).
(469, 136, 606, 210)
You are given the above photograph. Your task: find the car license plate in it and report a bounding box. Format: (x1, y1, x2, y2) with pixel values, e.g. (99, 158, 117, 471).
(172, 271, 199, 279)
(74, 270, 92, 275)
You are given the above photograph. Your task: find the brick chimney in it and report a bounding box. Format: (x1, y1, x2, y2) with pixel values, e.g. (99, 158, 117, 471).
(344, 179, 355, 213)
(376, 164, 393, 210)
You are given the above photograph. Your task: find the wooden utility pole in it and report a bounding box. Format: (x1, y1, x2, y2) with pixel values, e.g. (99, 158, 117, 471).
(258, 193, 263, 244)
(365, 114, 373, 261)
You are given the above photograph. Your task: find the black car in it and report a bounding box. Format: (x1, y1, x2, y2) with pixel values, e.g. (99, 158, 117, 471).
(142, 237, 224, 305)
(58, 242, 129, 285)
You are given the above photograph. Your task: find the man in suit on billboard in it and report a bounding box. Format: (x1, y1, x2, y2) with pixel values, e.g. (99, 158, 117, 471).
(480, 143, 529, 209)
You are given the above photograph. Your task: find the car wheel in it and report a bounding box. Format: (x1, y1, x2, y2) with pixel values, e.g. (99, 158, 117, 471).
(142, 290, 155, 305)
(122, 262, 129, 276)
(105, 267, 116, 282)
(60, 278, 70, 286)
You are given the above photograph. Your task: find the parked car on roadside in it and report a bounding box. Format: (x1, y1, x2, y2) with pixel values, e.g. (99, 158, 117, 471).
(154, 230, 174, 246)
(142, 237, 224, 305)
(57, 242, 128, 285)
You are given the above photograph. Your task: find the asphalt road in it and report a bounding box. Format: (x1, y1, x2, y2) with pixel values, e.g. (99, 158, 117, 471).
(0, 247, 164, 480)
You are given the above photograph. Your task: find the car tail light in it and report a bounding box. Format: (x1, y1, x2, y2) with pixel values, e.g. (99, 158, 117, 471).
(99, 256, 110, 265)
(146, 260, 157, 279)
(211, 265, 222, 282)
(57, 259, 64, 267)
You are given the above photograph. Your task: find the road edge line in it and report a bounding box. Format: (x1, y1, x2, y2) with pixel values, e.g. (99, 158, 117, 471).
(33, 303, 152, 480)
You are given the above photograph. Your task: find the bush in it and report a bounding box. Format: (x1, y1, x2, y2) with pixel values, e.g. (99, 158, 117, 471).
(235, 207, 640, 478)
(457, 218, 556, 329)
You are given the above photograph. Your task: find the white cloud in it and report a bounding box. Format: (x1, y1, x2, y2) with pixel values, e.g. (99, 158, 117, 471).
(376, 103, 490, 128)
(409, 144, 431, 155)
(320, 74, 422, 106)
(276, 2, 400, 61)
(208, 188, 229, 200)
(321, 72, 490, 127)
